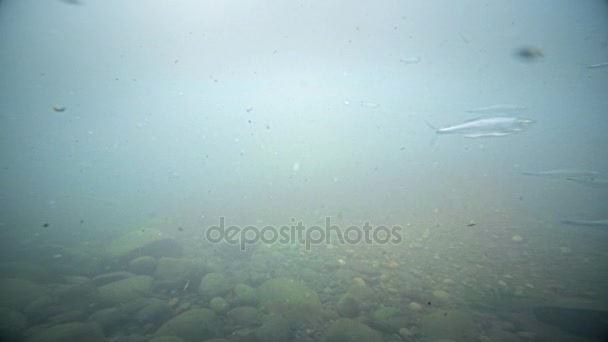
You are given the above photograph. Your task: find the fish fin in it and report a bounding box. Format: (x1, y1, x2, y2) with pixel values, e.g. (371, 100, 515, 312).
(424, 120, 439, 146)
(424, 120, 437, 131)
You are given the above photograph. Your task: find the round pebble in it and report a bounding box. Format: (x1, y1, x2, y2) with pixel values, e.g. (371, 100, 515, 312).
(432, 289, 449, 301)
(399, 327, 413, 338)
(352, 277, 366, 286)
(408, 302, 422, 311)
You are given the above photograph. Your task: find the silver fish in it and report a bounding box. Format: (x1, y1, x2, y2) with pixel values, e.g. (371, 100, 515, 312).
(562, 219, 608, 228)
(585, 62, 608, 69)
(565, 177, 608, 187)
(522, 169, 600, 179)
(426, 117, 535, 138)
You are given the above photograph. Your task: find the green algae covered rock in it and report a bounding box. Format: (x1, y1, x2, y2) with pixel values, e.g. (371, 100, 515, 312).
(155, 308, 219, 341)
(371, 306, 407, 333)
(149, 337, 185, 342)
(234, 283, 257, 305)
(257, 278, 321, 321)
(135, 298, 172, 323)
(0, 278, 46, 310)
(347, 283, 376, 302)
(227, 306, 262, 328)
(324, 318, 383, 342)
(129, 256, 157, 275)
(105, 229, 182, 260)
(198, 273, 228, 300)
(336, 293, 361, 318)
(420, 310, 479, 341)
(154, 257, 205, 282)
(0, 261, 53, 281)
(25, 322, 105, 342)
(209, 297, 229, 314)
(97, 275, 153, 305)
(0, 308, 26, 340)
(255, 314, 291, 341)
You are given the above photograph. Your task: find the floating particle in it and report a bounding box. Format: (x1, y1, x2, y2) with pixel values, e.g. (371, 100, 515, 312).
(514, 46, 544, 62)
(360, 101, 380, 109)
(399, 57, 420, 64)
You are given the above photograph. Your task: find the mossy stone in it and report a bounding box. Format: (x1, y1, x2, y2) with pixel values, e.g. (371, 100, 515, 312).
(0, 278, 46, 310)
(209, 297, 229, 314)
(234, 284, 257, 305)
(25, 322, 105, 342)
(149, 337, 185, 342)
(336, 293, 361, 318)
(105, 229, 182, 260)
(154, 257, 195, 281)
(257, 278, 321, 321)
(97, 275, 153, 306)
(324, 318, 383, 342)
(227, 306, 263, 328)
(371, 306, 407, 333)
(0, 308, 26, 340)
(155, 308, 218, 341)
(129, 256, 157, 275)
(198, 273, 228, 300)
(255, 314, 291, 341)
(420, 310, 478, 341)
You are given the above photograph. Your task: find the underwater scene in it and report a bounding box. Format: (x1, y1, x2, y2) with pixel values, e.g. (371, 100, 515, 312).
(1, 1, 607, 341)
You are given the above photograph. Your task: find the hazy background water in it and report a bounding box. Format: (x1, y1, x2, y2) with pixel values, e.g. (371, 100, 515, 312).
(1, 0, 607, 341)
